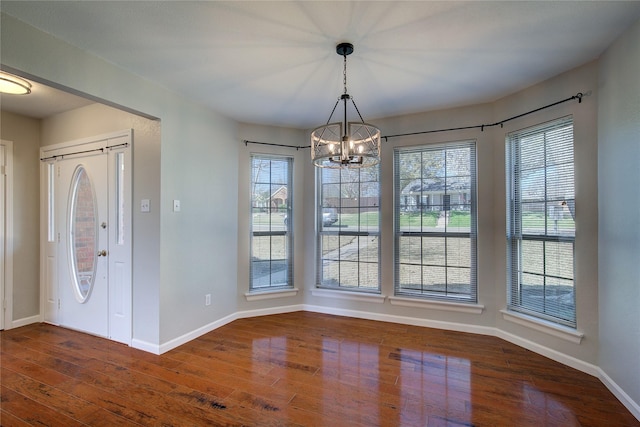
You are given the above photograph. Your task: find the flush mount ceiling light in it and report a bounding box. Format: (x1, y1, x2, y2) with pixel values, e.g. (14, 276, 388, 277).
(0, 71, 32, 95)
(311, 43, 381, 168)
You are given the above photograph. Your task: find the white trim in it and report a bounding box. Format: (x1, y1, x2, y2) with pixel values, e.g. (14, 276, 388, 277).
(149, 304, 306, 355)
(235, 304, 305, 320)
(311, 288, 386, 304)
(496, 328, 598, 376)
(500, 309, 584, 344)
(11, 315, 41, 329)
(131, 338, 162, 355)
(244, 288, 299, 301)
(598, 367, 640, 421)
(1, 140, 14, 330)
(303, 304, 495, 336)
(389, 296, 485, 314)
(152, 312, 239, 355)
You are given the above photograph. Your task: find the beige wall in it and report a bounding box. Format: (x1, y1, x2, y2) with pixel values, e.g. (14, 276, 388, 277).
(598, 18, 640, 411)
(0, 111, 41, 321)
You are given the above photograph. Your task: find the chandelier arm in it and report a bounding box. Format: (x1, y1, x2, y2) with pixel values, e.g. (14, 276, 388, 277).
(351, 98, 366, 124)
(325, 98, 341, 126)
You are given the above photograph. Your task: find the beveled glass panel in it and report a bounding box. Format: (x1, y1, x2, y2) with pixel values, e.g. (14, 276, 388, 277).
(116, 153, 125, 245)
(70, 166, 97, 302)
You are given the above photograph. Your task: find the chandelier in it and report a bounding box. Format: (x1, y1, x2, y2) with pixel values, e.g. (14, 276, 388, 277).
(311, 43, 381, 168)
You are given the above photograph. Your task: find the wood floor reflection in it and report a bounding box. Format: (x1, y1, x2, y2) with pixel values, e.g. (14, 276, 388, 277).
(1, 311, 638, 426)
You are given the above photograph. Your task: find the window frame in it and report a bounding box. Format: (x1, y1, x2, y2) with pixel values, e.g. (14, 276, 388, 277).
(316, 165, 381, 293)
(393, 140, 478, 303)
(506, 116, 576, 328)
(249, 154, 294, 292)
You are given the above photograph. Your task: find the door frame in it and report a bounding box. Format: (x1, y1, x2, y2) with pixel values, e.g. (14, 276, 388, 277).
(39, 129, 132, 344)
(1, 140, 14, 330)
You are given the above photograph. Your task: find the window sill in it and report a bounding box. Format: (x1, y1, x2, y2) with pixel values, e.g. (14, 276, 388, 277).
(500, 309, 584, 344)
(311, 288, 386, 304)
(244, 288, 299, 302)
(389, 296, 485, 314)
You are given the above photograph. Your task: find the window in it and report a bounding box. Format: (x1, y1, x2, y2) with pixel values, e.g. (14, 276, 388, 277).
(394, 141, 477, 302)
(317, 166, 380, 291)
(506, 116, 576, 327)
(250, 155, 293, 291)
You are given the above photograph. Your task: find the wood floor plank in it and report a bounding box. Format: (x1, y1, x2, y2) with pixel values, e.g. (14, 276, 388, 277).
(2, 313, 639, 426)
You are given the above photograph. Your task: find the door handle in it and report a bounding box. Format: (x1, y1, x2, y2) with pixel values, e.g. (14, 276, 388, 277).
(97, 250, 107, 257)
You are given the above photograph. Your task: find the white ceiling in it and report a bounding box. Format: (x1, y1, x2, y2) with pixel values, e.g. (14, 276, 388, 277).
(1, 1, 640, 126)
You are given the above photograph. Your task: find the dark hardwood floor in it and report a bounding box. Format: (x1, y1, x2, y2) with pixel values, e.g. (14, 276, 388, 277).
(1, 311, 638, 426)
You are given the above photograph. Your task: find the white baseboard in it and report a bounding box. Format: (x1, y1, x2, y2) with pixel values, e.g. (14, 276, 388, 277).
(495, 329, 600, 377)
(157, 312, 240, 355)
(131, 338, 162, 355)
(134, 305, 306, 355)
(598, 367, 640, 421)
(302, 304, 496, 337)
(11, 314, 41, 329)
(235, 304, 305, 320)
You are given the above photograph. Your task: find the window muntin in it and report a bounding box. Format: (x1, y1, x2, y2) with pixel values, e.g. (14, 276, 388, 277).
(394, 141, 477, 302)
(250, 155, 293, 291)
(506, 116, 576, 327)
(317, 166, 380, 292)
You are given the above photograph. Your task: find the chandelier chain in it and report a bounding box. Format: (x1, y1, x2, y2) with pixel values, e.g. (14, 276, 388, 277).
(343, 54, 348, 95)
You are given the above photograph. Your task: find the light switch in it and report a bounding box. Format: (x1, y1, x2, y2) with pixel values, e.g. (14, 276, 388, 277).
(173, 200, 181, 212)
(141, 199, 150, 213)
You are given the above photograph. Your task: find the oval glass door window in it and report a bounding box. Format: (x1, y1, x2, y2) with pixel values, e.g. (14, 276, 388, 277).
(69, 166, 98, 303)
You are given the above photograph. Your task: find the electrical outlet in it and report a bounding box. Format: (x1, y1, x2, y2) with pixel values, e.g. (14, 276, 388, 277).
(173, 200, 181, 212)
(141, 199, 150, 213)
(205, 294, 211, 306)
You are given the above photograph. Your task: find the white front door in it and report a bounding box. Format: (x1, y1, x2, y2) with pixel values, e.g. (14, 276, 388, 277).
(41, 130, 132, 344)
(57, 153, 109, 337)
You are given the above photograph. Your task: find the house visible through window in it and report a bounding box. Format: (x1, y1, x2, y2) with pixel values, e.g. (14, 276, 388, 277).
(317, 166, 380, 292)
(506, 116, 576, 327)
(250, 155, 293, 291)
(394, 141, 477, 302)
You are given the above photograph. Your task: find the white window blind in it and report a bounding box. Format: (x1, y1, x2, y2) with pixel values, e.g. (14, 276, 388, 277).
(250, 155, 293, 291)
(394, 141, 477, 302)
(317, 166, 380, 292)
(506, 116, 576, 327)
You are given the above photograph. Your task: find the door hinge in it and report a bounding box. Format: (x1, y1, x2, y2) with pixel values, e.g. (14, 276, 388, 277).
(2, 299, 6, 310)
(58, 232, 61, 243)
(58, 299, 61, 309)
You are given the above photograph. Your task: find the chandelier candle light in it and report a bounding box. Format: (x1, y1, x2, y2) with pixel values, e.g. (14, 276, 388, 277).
(311, 43, 381, 168)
